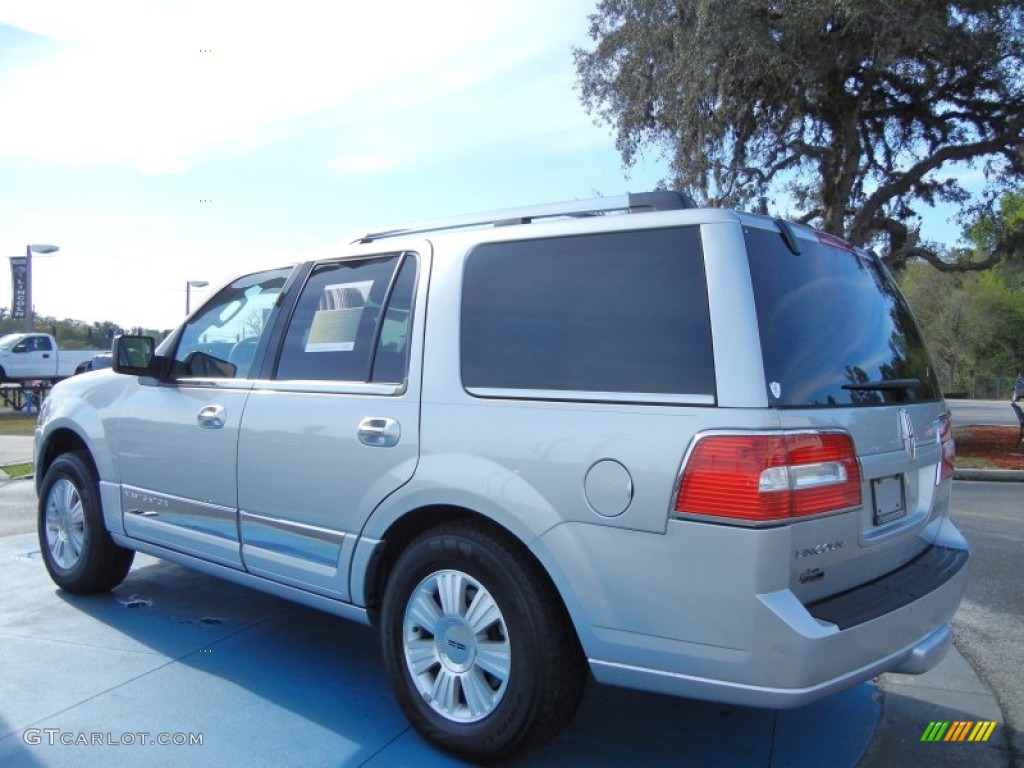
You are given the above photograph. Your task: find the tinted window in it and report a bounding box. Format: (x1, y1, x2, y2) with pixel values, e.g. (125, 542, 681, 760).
(174, 268, 291, 379)
(746, 226, 940, 407)
(371, 255, 417, 384)
(461, 227, 714, 396)
(277, 254, 407, 382)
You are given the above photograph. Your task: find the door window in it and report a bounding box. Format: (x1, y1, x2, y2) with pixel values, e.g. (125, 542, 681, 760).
(173, 268, 292, 379)
(276, 253, 416, 383)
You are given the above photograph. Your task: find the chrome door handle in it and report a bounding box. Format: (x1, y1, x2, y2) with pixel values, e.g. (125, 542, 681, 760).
(197, 405, 226, 429)
(358, 417, 400, 447)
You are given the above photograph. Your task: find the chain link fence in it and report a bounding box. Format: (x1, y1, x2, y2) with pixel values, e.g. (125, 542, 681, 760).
(961, 376, 1022, 400)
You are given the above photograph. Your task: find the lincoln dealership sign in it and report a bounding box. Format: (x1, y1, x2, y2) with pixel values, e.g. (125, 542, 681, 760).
(9, 256, 27, 319)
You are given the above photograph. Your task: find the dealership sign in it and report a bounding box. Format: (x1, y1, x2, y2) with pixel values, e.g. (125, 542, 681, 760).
(9, 256, 27, 319)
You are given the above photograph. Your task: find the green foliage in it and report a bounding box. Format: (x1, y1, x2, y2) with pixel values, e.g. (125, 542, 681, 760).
(575, 0, 1024, 270)
(900, 262, 1024, 394)
(0, 315, 123, 350)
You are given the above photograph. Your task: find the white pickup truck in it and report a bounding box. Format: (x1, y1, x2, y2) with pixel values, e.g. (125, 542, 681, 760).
(0, 333, 99, 383)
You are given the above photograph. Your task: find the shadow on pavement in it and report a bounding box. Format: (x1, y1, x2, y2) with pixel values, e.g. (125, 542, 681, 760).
(1, 550, 880, 767)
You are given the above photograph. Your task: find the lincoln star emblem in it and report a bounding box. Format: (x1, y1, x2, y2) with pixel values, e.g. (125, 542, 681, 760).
(899, 408, 917, 461)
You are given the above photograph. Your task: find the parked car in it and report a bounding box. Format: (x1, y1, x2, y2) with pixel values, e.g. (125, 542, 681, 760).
(0, 333, 98, 383)
(34, 192, 968, 763)
(73, 351, 113, 376)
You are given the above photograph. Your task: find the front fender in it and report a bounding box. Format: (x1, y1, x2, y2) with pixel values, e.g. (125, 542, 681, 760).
(35, 372, 129, 532)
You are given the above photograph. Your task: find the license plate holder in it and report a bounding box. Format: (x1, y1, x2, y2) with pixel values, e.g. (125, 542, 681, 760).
(872, 474, 906, 525)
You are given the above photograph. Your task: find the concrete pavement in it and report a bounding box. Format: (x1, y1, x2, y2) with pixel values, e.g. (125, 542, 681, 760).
(1, 401, 1018, 765)
(947, 399, 1021, 428)
(0, 531, 881, 767)
(0, 482, 1011, 766)
(0, 524, 1008, 767)
(0, 435, 33, 480)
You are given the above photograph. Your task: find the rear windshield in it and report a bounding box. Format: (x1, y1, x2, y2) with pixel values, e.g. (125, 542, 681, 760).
(746, 226, 940, 407)
(461, 227, 715, 397)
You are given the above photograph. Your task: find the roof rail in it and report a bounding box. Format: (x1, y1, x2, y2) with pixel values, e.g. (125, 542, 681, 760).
(352, 190, 697, 243)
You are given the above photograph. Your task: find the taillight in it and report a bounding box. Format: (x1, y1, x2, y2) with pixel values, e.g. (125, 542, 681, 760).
(936, 414, 955, 485)
(675, 432, 862, 524)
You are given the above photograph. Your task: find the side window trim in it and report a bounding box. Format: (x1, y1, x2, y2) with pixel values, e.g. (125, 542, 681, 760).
(465, 387, 716, 406)
(364, 251, 408, 382)
(251, 262, 312, 381)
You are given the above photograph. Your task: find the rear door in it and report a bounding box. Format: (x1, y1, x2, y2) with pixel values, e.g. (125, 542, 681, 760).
(742, 223, 950, 599)
(235, 250, 424, 600)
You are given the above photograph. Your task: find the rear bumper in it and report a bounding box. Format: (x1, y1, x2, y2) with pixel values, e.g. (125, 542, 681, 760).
(589, 623, 952, 709)
(533, 518, 969, 709)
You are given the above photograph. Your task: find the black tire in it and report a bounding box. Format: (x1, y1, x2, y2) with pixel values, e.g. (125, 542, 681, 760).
(381, 522, 587, 764)
(37, 451, 134, 594)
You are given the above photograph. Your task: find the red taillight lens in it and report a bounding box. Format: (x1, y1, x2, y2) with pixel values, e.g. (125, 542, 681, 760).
(675, 432, 862, 523)
(936, 415, 955, 484)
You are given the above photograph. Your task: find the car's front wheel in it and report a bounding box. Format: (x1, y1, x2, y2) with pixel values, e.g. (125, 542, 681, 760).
(38, 451, 134, 594)
(381, 522, 587, 763)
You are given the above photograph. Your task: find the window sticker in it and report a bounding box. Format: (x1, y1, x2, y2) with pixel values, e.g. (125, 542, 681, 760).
(306, 280, 373, 352)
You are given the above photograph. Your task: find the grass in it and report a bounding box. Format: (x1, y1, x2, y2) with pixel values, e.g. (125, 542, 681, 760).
(0, 461, 33, 478)
(0, 410, 37, 436)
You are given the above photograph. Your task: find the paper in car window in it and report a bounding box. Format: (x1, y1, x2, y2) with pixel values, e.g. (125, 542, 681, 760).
(306, 280, 372, 352)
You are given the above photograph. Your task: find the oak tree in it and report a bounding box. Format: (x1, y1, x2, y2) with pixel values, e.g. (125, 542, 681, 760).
(575, 0, 1024, 270)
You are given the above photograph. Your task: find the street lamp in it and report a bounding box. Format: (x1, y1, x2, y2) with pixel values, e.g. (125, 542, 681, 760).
(25, 244, 60, 332)
(186, 280, 209, 315)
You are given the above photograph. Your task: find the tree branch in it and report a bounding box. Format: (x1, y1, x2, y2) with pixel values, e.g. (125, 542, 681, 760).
(849, 121, 1021, 244)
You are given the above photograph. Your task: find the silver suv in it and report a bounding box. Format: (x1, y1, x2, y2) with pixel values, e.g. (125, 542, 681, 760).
(35, 192, 968, 762)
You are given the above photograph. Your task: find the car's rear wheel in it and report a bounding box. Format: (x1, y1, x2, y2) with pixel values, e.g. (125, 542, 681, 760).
(381, 522, 587, 763)
(38, 451, 134, 594)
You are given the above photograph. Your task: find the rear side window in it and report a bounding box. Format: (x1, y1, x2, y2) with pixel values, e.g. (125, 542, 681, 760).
(746, 226, 940, 407)
(276, 253, 415, 383)
(461, 227, 714, 397)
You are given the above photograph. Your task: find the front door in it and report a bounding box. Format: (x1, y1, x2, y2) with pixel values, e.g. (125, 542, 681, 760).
(118, 267, 294, 568)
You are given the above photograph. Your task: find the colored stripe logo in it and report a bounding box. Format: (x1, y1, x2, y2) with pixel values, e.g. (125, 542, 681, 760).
(921, 721, 997, 742)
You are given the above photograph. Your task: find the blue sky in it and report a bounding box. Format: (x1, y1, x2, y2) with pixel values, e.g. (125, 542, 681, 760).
(0, 1, 969, 331)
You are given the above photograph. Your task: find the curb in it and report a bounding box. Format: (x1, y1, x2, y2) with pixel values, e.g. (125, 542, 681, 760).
(0, 465, 33, 483)
(860, 645, 1007, 768)
(954, 468, 1024, 482)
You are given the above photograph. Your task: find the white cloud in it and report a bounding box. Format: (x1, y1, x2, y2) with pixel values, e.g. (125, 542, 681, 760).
(0, 0, 634, 330)
(0, 0, 595, 175)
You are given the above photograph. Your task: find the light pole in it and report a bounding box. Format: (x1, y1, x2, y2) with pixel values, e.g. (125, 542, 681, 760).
(186, 280, 209, 315)
(25, 244, 60, 332)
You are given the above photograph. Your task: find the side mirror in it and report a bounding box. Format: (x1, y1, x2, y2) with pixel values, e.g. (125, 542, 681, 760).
(12, 343, 27, 353)
(112, 335, 158, 377)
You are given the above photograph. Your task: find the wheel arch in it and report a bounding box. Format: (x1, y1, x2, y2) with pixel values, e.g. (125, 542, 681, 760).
(36, 427, 97, 493)
(357, 504, 577, 646)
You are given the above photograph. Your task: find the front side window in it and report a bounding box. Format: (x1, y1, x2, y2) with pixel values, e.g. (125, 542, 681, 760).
(173, 268, 292, 379)
(276, 253, 416, 383)
(461, 227, 714, 397)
